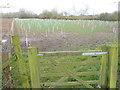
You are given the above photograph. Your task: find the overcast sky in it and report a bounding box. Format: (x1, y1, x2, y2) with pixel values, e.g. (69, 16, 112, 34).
(0, 0, 119, 15)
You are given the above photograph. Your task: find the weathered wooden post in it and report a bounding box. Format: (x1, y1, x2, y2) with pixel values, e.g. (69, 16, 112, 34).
(0, 55, 2, 90)
(100, 45, 118, 88)
(108, 46, 118, 88)
(28, 47, 41, 88)
(99, 45, 109, 88)
(118, 43, 120, 89)
(12, 36, 30, 88)
(2, 52, 11, 88)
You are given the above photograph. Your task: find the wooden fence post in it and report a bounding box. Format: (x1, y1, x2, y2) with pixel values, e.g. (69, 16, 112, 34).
(2, 52, 11, 88)
(109, 46, 118, 88)
(28, 47, 41, 88)
(99, 45, 109, 88)
(12, 36, 30, 88)
(118, 44, 120, 89)
(0, 54, 2, 90)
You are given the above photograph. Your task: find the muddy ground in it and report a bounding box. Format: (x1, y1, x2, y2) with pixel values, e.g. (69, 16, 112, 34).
(2, 18, 117, 52)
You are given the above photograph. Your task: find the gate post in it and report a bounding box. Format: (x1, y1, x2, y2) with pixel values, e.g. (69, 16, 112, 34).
(100, 45, 118, 88)
(12, 36, 30, 88)
(28, 47, 41, 88)
(99, 45, 109, 88)
(2, 52, 11, 88)
(108, 46, 118, 88)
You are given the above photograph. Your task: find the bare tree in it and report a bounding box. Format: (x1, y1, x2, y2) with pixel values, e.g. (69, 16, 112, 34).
(18, 8, 34, 18)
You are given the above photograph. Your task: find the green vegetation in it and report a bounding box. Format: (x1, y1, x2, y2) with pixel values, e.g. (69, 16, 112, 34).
(15, 19, 117, 34)
(14, 19, 117, 51)
(2, 17, 118, 88)
(9, 49, 102, 88)
(21, 54, 101, 88)
(2, 35, 118, 88)
(1, 8, 118, 21)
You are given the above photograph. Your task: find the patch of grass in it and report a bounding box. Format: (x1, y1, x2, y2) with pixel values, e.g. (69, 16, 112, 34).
(11, 54, 100, 88)
(36, 55, 101, 88)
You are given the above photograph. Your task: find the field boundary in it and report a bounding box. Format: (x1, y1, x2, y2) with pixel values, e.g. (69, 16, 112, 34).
(2, 35, 118, 88)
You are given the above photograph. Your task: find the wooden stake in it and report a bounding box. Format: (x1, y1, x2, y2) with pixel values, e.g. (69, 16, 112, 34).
(12, 36, 30, 88)
(28, 47, 41, 88)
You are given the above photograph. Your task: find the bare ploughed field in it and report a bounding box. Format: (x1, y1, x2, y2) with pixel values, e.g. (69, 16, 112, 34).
(2, 18, 116, 52)
(2, 18, 12, 39)
(2, 19, 12, 51)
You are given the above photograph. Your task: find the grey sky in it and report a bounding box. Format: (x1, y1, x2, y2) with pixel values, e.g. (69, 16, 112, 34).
(0, 0, 119, 15)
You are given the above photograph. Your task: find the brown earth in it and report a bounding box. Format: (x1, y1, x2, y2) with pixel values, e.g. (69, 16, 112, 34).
(2, 18, 116, 52)
(2, 18, 12, 39)
(20, 32, 115, 51)
(2, 18, 12, 51)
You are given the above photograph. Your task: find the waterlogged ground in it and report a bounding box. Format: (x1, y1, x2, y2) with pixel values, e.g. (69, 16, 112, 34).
(15, 19, 118, 51)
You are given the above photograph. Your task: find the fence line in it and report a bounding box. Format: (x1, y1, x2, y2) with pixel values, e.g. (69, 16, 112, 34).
(39, 50, 102, 57)
(2, 35, 118, 88)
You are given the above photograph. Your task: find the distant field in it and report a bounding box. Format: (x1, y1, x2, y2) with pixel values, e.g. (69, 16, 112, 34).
(2, 19, 119, 88)
(14, 19, 118, 51)
(15, 19, 117, 34)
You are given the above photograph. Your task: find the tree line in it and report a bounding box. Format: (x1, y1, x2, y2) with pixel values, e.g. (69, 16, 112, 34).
(1, 8, 118, 21)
